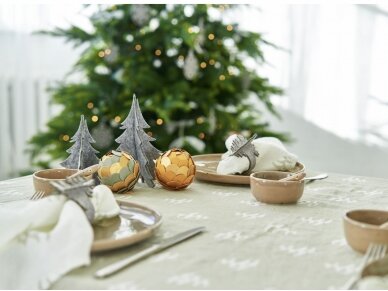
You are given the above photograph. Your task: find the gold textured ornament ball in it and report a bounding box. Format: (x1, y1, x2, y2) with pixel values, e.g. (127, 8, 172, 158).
(155, 148, 196, 190)
(98, 150, 140, 193)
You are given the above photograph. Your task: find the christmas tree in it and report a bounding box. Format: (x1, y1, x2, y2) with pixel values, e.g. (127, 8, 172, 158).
(61, 115, 100, 169)
(116, 94, 160, 187)
(29, 4, 287, 169)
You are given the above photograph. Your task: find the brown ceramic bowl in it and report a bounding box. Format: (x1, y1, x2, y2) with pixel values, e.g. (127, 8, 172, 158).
(33, 168, 78, 196)
(250, 171, 305, 204)
(343, 209, 388, 253)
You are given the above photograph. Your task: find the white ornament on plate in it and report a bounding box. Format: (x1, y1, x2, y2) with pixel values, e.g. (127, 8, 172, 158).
(183, 50, 198, 80)
(130, 4, 150, 26)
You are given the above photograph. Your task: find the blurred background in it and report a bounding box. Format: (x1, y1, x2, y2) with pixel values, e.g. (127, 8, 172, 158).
(1, 4, 388, 180)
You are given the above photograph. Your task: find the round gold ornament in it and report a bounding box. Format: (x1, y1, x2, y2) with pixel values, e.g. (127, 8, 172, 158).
(97, 150, 140, 193)
(155, 148, 196, 190)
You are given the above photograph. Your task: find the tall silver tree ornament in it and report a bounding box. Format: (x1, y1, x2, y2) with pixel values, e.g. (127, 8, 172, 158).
(61, 115, 100, 170)
(116, 95, 161, 187)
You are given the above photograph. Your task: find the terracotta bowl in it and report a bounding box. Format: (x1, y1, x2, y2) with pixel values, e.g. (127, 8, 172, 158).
(249, 171, 305, 204)
(343, 209, 388, 253)
(33, 168, 78, 196)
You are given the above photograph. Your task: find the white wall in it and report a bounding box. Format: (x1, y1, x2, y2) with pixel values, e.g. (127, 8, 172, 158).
(264, 108, 388, 178)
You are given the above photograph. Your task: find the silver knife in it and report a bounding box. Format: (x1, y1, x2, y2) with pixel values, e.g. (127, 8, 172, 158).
(94, 226, 206, 279)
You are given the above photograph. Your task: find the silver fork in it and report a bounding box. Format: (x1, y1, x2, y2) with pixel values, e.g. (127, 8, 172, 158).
(30, 191, 46, 200)
(342, 243, 387, 289)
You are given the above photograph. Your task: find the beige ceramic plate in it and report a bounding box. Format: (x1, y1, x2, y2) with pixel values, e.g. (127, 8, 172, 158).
(193, 154, 305, 185)
(91, 201, 162, 252)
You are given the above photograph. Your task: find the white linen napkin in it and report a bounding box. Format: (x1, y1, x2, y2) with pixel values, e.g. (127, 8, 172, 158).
(0, 184, 120, 289)
(217, 135, 298, 175)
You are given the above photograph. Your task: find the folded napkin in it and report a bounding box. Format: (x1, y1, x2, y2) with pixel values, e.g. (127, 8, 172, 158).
(0, 185, 120, 289)
(217, 135, 298, 175)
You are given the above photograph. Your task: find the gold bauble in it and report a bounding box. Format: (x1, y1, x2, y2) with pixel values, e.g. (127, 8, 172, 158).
(155, 148, 196, 190)
(97, 150, 140, 193)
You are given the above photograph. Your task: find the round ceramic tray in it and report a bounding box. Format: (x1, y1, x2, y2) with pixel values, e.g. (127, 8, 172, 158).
(193, 154, 305, 185)
(91, 200, 162, 252)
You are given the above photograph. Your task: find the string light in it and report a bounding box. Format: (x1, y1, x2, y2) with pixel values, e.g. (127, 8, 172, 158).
(87, 102, 94, 109)
(188, 27, 194, 34)
(98, 51, 105, 58)
(199, 132, 205, 139)
(200, 62, 207, 69)
(196, 117, 205, 124)
(219, 74, 226, 81)
(155, 49, 162, 56)
(208, 33, 215, 40)
(104, 48, 111, 55)
(147, 131, 153, 137)
(92, 115, 99, 122)
(226, 25, 233, 31)
(156, 118, 164, 125)
(63, 135, 70, 141)
(178, 55, 185, 61)
(209, 59, 215, 65)
(135, 44, 142, 51)
(228, 67, 237, 76)
(114, 116, 121, 123)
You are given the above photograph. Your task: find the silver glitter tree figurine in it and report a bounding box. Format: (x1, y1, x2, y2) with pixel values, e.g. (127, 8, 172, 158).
(61, 115, 100, 170)
(116, 94, 161, 187)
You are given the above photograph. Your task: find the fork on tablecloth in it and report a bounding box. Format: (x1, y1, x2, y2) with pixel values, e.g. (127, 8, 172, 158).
(342, 243, 387, 289)
(29, 191, 46, 200)
(0, 192, 39, 204)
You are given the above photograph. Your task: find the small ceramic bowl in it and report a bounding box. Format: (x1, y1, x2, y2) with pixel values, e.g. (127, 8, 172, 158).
(343, 209, 388, 253)
(249, 171, 305, 204)
(33, 168, 78, 195)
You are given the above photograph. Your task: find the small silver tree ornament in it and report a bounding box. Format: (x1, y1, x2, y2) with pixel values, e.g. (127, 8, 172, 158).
(116, 94, 161, 188)
(61, 115, 100, 170)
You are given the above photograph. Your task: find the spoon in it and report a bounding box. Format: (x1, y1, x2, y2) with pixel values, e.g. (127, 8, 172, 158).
(279, 173, 328, 182)
(68, 164, 100, 179)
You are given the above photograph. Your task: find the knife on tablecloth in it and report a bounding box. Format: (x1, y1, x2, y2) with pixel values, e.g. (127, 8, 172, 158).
(94, 226, 206, 278)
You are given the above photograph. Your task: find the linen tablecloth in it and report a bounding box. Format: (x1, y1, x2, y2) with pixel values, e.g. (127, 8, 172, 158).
(1, 172, 388, 289)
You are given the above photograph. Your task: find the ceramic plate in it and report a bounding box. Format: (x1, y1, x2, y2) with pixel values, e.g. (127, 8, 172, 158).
(193, 154, 305, 185)
(91, 201, 162, 252)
